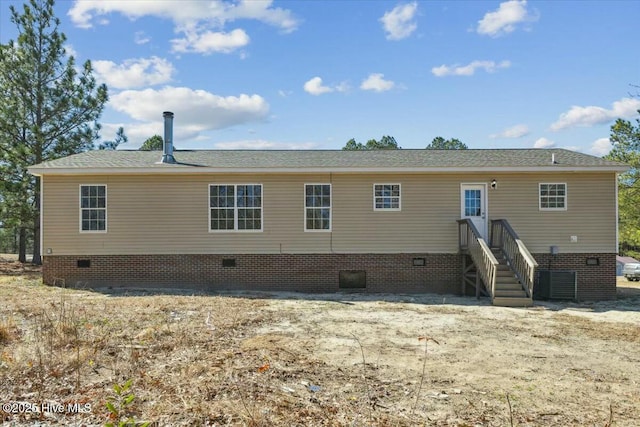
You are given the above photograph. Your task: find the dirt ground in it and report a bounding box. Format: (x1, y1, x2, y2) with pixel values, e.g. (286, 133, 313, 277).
(0, 256, 639, 426)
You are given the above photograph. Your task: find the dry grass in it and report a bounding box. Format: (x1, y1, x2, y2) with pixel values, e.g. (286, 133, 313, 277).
(1, 262, 639, 426)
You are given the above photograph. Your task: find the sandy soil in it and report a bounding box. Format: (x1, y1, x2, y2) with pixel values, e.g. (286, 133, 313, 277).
(0, 259, 639, 426)
(251, 286, 640, 426)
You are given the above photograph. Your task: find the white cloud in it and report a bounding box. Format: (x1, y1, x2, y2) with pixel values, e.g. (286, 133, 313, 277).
(304, 77, 331, 95)
(550, 97, 640, 131)
(380, 2, 418, 40)
(303, 77, 349, 95)
(69, 0, 298, 54)
(533, 137, 556, 149)
(214, 139, 318, 150)
(134, 31, 150, 45)
(109, 86, 269, 141)
(477, 0, 538, 37)
(69, 0, 298, 30)
(360, 73, 395, 92)
(334, 82, 350, 93)
(93, 57, 175, 89)
(590, 138, 611, 156)
(431, 60, 511, 77)
(490, 124, 530, 139)
(171, 28, 249, 54)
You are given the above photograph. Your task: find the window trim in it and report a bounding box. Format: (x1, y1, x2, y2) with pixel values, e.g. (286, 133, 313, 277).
(79, 184, 107, 233)
(304, 183, 332, 232)
(539, 182, 568, 211)
(373, 183, 401, 211)
(208, 183, 263, 232)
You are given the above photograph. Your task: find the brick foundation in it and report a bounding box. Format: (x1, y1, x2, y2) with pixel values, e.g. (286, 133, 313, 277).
(532, 253, 616, 301)
(43, 253, 462, 294)
(42, 252, 616, 300)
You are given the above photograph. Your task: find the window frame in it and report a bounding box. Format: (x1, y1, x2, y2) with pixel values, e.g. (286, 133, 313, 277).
(304, 183, 332, 232)
(539, 183, 568, 211)
(373, 183, 401, 211)
(208, 183, 263, 232)
(79, 184, 107, 233)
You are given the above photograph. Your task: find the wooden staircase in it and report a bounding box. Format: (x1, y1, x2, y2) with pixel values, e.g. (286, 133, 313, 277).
(491, 248, 533, 307)
(458, 219, 538, 307)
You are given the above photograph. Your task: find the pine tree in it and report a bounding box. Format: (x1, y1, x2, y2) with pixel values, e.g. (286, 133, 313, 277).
(605, 111, 640, 257)
(0, 0, 108, 264)
(139, 135, 164, 151)
(99, 127, 128, 150)
(426, 137, 467, 150)
(342, 136, 400, 150)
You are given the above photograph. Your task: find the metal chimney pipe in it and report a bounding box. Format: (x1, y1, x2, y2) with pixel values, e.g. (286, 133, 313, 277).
(161, 111, 176, 164)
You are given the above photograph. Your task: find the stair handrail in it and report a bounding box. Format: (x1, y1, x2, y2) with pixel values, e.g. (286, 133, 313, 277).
(490, 219, 538, 298)
(458, 219, 499, 300)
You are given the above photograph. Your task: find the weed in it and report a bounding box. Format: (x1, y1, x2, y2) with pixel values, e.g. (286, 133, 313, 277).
(412, 335, 439, 416)
(506, 393, 514, 427)
(604, 402, 614, 427)
(351, 334, 373, 424)
(0, 324, 12, 345)
(105, 378, 150, 427)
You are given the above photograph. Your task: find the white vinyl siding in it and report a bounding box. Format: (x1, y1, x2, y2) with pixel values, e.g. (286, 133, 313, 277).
(209, 184, 262, 232)
(373, 184, 401, 211)
(539, 183, 567, 211)
(79, 185, 106, 232)
(305, 184, 331, 231)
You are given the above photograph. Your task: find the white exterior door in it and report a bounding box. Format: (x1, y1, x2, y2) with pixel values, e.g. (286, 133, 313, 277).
(461, 184, 487, 239)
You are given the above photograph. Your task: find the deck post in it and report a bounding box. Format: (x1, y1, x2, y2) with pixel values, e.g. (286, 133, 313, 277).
(461, 255, 466, 296)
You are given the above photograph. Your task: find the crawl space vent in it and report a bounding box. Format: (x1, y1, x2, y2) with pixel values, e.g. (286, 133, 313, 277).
(339, 270, 366, 289)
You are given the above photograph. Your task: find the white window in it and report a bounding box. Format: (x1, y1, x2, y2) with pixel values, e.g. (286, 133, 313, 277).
(80, 185, 107, 232)
(539, 183, 567, 211)
(209, 184, 262, 231)
(305, 184, 331, 231)
(373, 184, 401, 211)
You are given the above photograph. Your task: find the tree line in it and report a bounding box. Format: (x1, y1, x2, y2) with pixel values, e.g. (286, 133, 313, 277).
(605, 110, 640, 258)
(0, 0, 638, 262)
(342, 136, 467, 150)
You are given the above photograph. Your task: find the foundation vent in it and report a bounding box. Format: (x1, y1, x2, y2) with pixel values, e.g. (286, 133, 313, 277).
(339, 270, 366, 289)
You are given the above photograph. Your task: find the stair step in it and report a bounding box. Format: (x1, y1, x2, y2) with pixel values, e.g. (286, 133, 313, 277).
(496, 276, 518, 284)
(496, 269, 514, 276)
(494, 289, 528, 298)
(495, 281, 523, 289)
(492, 296, 533, 307)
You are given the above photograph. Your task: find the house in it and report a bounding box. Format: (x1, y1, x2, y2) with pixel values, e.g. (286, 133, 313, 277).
(28, 112, 628, 305)
(616, 256, 639, 276)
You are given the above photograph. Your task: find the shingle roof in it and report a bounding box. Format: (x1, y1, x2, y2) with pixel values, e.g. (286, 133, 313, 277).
(28, 148, 628, 175)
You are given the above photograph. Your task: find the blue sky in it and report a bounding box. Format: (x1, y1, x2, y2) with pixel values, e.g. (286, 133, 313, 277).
(1, 0, 638, 154)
